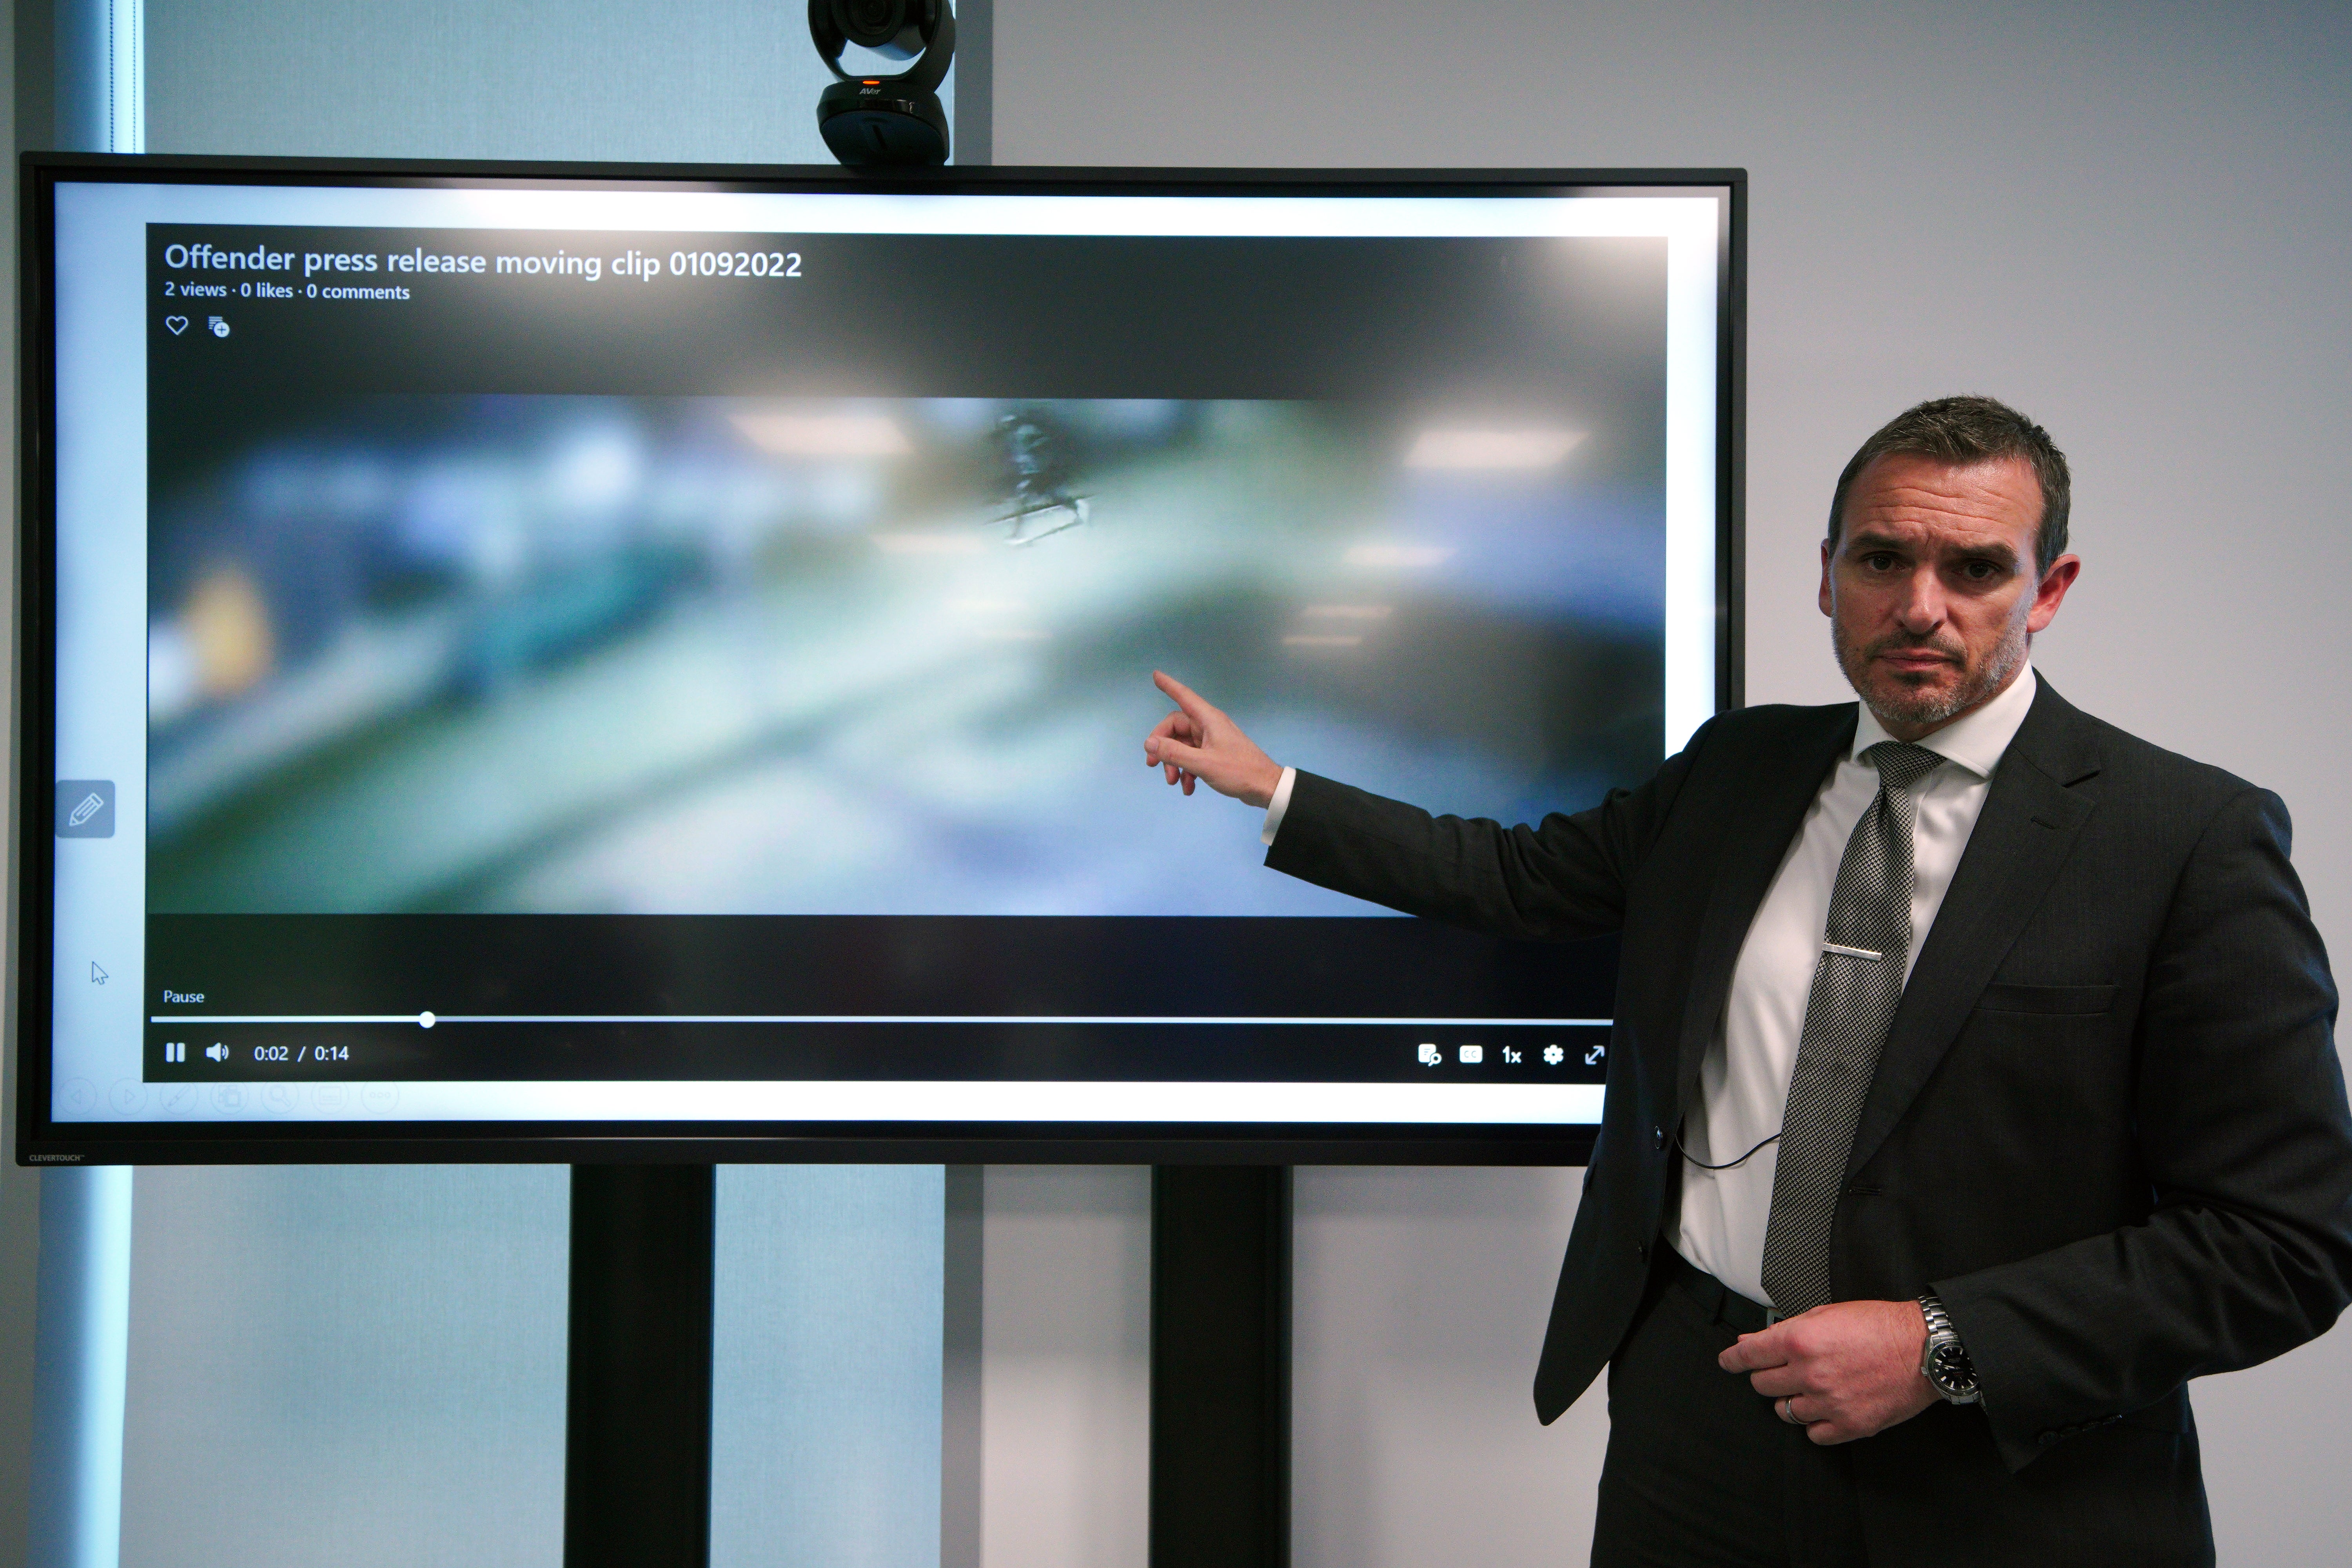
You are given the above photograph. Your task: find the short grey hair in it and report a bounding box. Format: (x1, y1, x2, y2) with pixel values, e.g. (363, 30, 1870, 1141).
(1827, 395, 2072, 572)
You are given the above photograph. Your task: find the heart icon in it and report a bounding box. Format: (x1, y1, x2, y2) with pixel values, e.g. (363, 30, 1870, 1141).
(165, 316, 189, 335)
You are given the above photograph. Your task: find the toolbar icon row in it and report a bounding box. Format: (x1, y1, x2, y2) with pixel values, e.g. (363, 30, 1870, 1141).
(1416, 1042, 1596, 1067)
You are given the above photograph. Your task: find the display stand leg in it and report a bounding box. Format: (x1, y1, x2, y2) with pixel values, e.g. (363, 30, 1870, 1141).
(1149, 1165, 1291, 1568)
(565, 1164, 716, 1568)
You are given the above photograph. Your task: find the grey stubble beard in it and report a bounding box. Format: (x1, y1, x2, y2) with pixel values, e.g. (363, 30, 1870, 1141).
(1833, 615, 2029, 733)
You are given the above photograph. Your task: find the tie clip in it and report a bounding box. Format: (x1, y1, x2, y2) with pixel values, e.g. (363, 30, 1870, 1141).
(1822, 942, 1883, 961)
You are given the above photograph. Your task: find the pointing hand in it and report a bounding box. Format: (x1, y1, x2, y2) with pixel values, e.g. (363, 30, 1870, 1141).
(1144, 671, 1283, 808)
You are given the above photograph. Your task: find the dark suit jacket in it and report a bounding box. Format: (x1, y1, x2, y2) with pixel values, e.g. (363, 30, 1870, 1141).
(1265, 681, 2352, 1564)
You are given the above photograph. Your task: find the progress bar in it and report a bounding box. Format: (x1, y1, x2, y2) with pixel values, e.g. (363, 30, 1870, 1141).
(152, 1013, 1615, 1028)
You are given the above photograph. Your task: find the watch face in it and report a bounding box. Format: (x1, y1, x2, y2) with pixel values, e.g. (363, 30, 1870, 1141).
(1929, 1342, 1977, 1394)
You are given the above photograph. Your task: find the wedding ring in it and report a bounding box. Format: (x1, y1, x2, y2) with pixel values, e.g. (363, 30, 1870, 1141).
(1778, 1396, 1804, 1426)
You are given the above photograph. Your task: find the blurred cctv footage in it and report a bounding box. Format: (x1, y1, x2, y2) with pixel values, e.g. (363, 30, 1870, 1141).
(141, 221, 1662, 1086)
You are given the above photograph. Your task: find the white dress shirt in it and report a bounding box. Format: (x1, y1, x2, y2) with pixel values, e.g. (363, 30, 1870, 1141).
(1261, 766, 1299, 845)
(1673, 667, 2039, 1306)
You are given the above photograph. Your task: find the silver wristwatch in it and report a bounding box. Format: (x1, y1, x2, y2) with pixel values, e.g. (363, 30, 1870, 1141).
(1918, 1293, 1982, 1405)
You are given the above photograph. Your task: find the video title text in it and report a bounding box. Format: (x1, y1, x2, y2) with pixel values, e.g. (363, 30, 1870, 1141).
(160, 240, 805, 286)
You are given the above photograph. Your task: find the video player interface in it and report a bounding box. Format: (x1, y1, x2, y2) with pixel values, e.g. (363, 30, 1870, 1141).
(41, 176, 1726, 1140)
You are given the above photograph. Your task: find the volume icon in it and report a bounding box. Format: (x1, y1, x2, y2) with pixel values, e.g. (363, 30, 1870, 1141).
(205, 1042, 230, 1062)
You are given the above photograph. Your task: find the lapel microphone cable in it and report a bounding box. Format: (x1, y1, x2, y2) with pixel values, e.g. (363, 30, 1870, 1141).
(1675, 1129, 1781, 1171)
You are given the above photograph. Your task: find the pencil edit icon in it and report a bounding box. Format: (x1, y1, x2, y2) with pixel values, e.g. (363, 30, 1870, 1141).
(54, 780, 114, 837)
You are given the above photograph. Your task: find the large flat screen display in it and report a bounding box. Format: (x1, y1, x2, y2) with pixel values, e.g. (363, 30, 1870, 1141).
(18, 158, 1741, 1162)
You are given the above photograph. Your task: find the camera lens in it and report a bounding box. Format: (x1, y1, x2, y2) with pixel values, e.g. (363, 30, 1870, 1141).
(838, 0, 916, 51)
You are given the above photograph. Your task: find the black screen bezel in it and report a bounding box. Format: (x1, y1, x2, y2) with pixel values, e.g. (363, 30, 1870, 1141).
(15, 154, 1746, 1166)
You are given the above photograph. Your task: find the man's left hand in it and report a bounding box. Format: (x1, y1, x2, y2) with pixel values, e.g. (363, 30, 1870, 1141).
(1717, 1299, 1939, 1445)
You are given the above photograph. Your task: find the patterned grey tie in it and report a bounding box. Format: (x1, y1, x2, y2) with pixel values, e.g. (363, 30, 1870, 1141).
(1759, 740, 1945, 1317)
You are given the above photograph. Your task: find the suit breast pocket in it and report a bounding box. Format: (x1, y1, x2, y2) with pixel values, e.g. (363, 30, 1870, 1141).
(1961, 984, 2130, 1144)
(1975, 982, 2116, 1016)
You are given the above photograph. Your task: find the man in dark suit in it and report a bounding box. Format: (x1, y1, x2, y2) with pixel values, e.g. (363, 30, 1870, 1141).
(1142, 396, 2352, 1564)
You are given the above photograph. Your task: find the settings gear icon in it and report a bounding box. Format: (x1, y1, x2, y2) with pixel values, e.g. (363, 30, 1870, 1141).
(1542, 1044, 1566, 1066)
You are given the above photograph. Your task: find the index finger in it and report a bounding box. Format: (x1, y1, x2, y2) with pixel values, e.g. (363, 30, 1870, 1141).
(1717, 1325, 1791, 1374)
(1152, 670, 1214, 724)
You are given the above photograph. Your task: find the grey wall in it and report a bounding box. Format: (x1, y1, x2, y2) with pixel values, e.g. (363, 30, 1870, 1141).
(708, 1165, 947, 1568)
(118, 1166, 570, 1568)
(142, 0, 980, 165)
(145, 0, 834, 163)
(989, 2, 2352, 1561)
(976, 1167, 1149, 1568)
(1292, 1167, 1606, 1568)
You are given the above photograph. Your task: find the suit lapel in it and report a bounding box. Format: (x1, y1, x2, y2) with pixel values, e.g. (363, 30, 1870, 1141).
(1843, 682, 2103, 1178)
(1672, 704, 1857, 1116)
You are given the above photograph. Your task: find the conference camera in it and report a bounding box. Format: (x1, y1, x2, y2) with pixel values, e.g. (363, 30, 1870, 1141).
(809, 0, 956, 168)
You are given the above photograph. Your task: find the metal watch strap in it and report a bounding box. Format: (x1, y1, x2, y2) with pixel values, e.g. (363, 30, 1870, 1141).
(1918, 1292, 1980, 1404)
